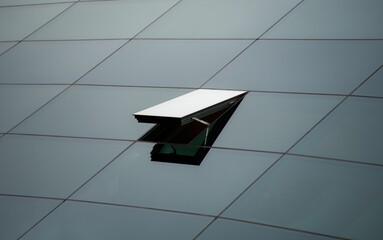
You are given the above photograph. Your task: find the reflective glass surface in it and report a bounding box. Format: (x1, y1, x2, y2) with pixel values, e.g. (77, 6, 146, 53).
(354, 68, 383, 97)
(212, 92, 342, 152)
(12, 86, 189, 140)
(197, 219, 334, 240)
(205, 40, 383, 94)
(291, 97, 383, 165)
(139, 0, 300, 38)
(0, 0, 72, 6)
(0, 41, 124, 84)
(0, 196, 60, 240)
(28, 0, 178, 40)
(0, 135, 129, 198)
(79, 40, 251, 88)
(0, 4, 70, 41)
(22, 201, 211, 240)
(71, 142, 279, 215)
(1, 0, 382, 238)
(0, 85, 65, 133)
(0, 42, 16, 55)
(264, 0, 383, 39)
(223, 155, 383, 239)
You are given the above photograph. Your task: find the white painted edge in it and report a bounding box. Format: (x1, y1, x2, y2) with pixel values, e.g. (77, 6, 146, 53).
(134, 89, 247, 119)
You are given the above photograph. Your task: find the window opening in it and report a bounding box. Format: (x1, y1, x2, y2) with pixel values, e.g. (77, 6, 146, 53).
(134, 89, 246, 165)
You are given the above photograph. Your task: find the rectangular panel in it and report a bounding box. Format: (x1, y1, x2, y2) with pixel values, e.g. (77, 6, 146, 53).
(71, 142, 279, 215)
(0, 4, 70, 41)
(139, 0, 300, 38)
(0, 196, 60, 240)
(264, 0, 383, 39)
(22, 201, 212, 240)
(0, 41, 125, 84)
(0, 85, 65, 133)
(0, 135, 129, 198)
(223, 155, 383, 239)
(28, 0, 178, 40)
(134, 89, 246, 124)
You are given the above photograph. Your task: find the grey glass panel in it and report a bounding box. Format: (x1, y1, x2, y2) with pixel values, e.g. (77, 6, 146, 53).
(0, 42, 16, 55)
(0, 196, 60, 240)
(79, 40, 251, 88)
(139, 0, 300, 38)
(198, 219, 333, 240)
(205, 41, 383, 94)
(23, 201, 211, 240)
(291, 97, 383, 165)
(72, 142, 279, 215)
(264, 0, 383, 39)
(0, 4, 70, 41)
(213, 92, 342, 152)
(0, 85, 65, 133)
(223, 155, 383, 239)
(28, 0, 178, 40)
(0, 41, 124, 84)
(354, 68, 383, 97)
(0, 0, 71, 6)
(12, 86, 190, 140)
(0, 135, 129, 198)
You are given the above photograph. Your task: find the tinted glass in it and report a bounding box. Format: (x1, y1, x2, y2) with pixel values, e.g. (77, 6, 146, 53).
(213, 92, 342, 152)
(0, 85, 65, 133)
(0, 4, 70, 41)
(354, 68, 383, 97)
(0, 42, 16, 55)
(71, 142, 279, 215)
(22, 201, 212, 240)
(264, 0, 383, 39)
(0, 135, 129, 198)
(79, 40, 251, 88)
(291, 97, 383, 165)
(205, 40, 383, 94)
(0, 41, 124, 84)
(197, 219, 334, 240)
(28, 0, 178, 40)
(0, 196, 60, 240)
(223, 155, 383, 239)
(12, 86, 190, 140)
(0, 0, 71, 6)
(139, 0, 300, 38)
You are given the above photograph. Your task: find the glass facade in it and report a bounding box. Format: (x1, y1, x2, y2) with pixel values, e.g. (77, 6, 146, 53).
(0, 0, 382, 239)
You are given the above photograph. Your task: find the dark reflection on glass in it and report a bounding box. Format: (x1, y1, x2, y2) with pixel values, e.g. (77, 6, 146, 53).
(140, 97, 244, 165)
